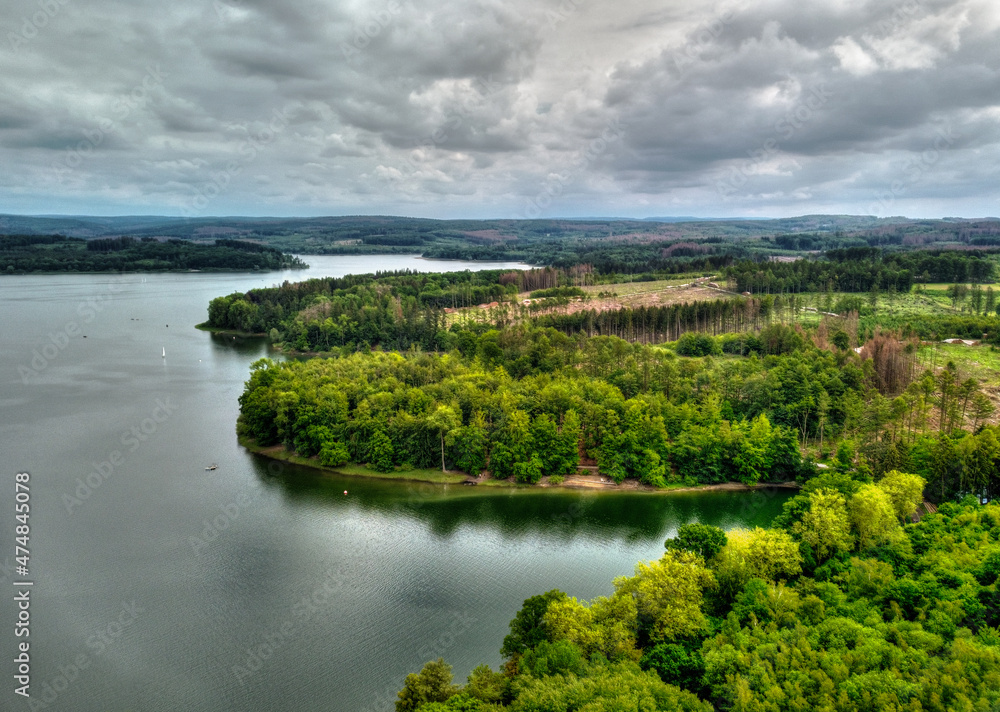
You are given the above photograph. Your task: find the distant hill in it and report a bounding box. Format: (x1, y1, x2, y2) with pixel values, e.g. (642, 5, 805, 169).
(2, 214, 998, 266)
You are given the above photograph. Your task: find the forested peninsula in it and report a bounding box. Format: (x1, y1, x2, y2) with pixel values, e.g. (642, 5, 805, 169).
(214, 221, 1000, 710)
(0, 234, 306, 273)
(394, 491, 1000, 712)
(227, 248, 1000, 500)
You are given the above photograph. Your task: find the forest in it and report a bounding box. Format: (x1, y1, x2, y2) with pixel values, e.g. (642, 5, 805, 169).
(237, 321, 1000, 502)
(394, 493, 1000, 712)
(205, 247, 1000, 353)
(214, 231, 1000, 710)
(5, 214, 1000, 268)
(0, 234, 307, 272)
(724, 248, 995, 294)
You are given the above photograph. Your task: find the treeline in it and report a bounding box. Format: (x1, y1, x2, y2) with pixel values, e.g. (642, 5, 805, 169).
(207, 263, 789, 350)
(237, 342, 806, 488)
(533, 298, 776, 343)
(206, 268, 523, 343)
(422, 239, 739, 274)
(725, 248, 994, 294)
(0, 234, 307, 273)
(236, 323, 1000, 499)
(395, 487, 1000, 711)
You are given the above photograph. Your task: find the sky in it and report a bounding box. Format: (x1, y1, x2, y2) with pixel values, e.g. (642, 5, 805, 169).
(2, 0, 998, 220)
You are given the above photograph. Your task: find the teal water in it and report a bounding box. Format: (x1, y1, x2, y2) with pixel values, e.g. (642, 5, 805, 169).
(0, 256, 791, 712)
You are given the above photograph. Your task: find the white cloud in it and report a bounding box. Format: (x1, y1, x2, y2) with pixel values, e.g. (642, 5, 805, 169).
(833, 37, 878, 76)
(0, 0, 997, 218)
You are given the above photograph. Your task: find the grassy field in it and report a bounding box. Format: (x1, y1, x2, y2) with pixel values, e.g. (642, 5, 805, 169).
(331, 463, 468, 484)
(917, 342, 1000, 385)
(237, 436, 469, 484)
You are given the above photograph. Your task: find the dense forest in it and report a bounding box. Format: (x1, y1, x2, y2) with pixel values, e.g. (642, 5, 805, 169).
(724, 248, 995, 294)
(210, 229, 1000, 710)
(5, 214, 999, 267)
(394, 493, 1000, 711)
(205, 246, 1000, 352)
(237, 322, 1000, 502)
(0, 234, 307, 272)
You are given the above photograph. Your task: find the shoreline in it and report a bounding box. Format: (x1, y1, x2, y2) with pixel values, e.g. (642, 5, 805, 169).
(194, 322, 268, 337)
(241, 437, 800, 495)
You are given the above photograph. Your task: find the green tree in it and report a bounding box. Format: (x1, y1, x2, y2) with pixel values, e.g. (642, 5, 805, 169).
(732, 414, 774, 485)
(369, 429, 394, 472)
(543, 595, 639, 662)
(714, 527, 802, 602)
(427, 405, 461, 473)
(395, 659, 459, 712)
(791, 488, 853, 560)
(848, 484, 902, 550)
(665, 523, 728, 561)
(452, 411, 488, 475)
(501, 590, 568, 659)
(613, 550, 716, 643)
(490, 410, 531, 481)
(877, 470, 925, 520)
(552, 409, 582, 476)
(463, 665, 506, 705)
(318, 438, 350, 467)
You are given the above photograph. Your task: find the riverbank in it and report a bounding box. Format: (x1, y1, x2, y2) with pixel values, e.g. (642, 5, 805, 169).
(240, 437, 800, 494)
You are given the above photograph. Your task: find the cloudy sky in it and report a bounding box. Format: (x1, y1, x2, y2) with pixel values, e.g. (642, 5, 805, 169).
(2, 0, 998, 219)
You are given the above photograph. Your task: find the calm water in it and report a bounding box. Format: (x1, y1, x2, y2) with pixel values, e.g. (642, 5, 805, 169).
(0, 255, 791, 712)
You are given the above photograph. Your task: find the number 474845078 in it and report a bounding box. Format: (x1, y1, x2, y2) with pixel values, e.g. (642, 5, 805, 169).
(14, 473, 30, 570)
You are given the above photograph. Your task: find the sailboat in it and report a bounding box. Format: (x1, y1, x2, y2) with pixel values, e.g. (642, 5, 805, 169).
(162, 347, 165, 358)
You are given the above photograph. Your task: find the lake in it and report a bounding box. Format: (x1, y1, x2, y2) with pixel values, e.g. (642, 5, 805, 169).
(0, 255, 791, 711)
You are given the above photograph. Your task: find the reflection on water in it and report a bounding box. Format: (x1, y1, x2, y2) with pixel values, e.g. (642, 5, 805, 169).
(1, 261, 795, 712)
(251, 455, 793, 545)
(209, 331, 273, 357)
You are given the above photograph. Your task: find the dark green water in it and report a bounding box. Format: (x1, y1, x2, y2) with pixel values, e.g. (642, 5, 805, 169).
(0, 256, 791, 712)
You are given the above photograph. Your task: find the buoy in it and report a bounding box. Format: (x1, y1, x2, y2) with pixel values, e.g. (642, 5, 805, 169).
(343, 490, 348, 495)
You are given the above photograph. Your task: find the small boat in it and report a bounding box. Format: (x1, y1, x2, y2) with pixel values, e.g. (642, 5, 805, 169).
(205, 464, 218, 471)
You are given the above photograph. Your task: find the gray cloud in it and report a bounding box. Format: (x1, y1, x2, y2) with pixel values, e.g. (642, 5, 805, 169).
(1, 0, 997, 217)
